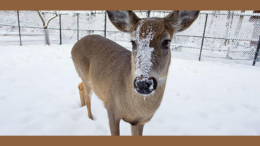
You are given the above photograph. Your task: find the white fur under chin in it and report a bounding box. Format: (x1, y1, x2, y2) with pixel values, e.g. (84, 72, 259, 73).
(134, 89, 155, 97)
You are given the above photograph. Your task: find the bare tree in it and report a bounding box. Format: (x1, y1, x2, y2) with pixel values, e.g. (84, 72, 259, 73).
(208, 11, 219, 30)
(234, 10, 245, 37)
(37, 11, 58, 45)
(225, 11, 234, 59)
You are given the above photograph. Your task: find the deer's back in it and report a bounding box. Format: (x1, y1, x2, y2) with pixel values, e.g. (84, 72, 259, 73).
(71, 35, 132, 105)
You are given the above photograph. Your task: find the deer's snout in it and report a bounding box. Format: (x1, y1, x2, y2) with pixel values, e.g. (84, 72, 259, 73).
(134, 76, 157, 95)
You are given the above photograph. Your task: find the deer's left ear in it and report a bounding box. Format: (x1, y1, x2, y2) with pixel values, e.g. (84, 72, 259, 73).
(164, 11, 200, 33)
(107, 11, 140, 33)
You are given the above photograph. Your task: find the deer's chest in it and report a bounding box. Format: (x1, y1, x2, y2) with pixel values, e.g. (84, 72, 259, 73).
(122, 94, 163, 125)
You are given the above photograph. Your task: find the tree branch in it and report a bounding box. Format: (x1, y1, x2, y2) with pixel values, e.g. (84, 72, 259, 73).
(46, 12, 58, 28)
(37, 11, 46, 28)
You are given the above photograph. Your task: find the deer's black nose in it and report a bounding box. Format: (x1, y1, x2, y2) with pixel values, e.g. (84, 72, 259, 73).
(134, 77, 157, 95)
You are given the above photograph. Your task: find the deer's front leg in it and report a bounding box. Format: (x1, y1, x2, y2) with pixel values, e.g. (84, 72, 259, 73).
(107, 110, 120, 136)
(131, 124, 144, 136)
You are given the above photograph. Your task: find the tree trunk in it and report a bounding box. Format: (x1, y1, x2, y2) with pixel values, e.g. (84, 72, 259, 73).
(225, 11, 234, 45)
(234, 10, 245, 37)
(225, 11, 234, 59)
(37, 11, 58, 46)
(44, 28, 50, 45)
(208, 11, 218, 30)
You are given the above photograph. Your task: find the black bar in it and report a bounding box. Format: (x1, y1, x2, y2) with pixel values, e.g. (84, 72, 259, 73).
(17, 11, 22, 46)
(77, 13, 79, 41)
(59, 14, 62, 45)
(104, 11, 107, 38)
(252, 36, 260, 66)
(199, 14, 208, 61)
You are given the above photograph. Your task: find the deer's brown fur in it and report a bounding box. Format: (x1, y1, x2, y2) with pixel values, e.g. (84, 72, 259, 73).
(71, 10, 199, 136)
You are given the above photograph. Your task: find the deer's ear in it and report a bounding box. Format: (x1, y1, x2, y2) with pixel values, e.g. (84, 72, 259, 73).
(107, 11, 140, 32)
(164, 11, 200, 33)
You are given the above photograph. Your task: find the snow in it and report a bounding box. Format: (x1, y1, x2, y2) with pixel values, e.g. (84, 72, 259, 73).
(133, 21, 155, 78)
(0, 43, 260, 135)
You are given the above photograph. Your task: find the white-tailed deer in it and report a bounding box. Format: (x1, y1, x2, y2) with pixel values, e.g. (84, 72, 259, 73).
(71, 10, 199, 136)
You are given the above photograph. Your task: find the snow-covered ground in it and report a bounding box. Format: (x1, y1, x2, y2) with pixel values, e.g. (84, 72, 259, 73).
(0, 42, 260, 135)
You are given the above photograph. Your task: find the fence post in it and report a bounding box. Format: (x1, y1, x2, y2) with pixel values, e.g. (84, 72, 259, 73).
(104, 11, 107, 38)
(59, 14, 62, 45)
(17, 11, 22, 46)
(252, 36, 260, 66)
(199, 13, 208, 61)
(147, 10, 151, 18)
(77, 13, 79, 41)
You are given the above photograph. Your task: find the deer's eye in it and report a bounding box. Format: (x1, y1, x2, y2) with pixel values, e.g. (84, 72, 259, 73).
(131, 41, 137, 50)
(162, 40, 171, 50)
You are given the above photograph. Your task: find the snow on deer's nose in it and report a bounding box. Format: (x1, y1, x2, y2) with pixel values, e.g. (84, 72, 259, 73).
(134, 76, 157, 95)
(133, 21, 155, 79)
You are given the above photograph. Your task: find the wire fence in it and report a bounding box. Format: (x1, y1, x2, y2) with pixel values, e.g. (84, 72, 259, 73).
(0, 10, 259, 66)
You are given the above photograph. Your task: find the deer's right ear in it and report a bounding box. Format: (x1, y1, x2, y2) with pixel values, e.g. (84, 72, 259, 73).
(164, 11, 200, 33)
(107, 11, 140, 33)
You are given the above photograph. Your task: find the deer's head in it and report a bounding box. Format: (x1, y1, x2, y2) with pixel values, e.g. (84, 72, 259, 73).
(107, 11, 199, 96)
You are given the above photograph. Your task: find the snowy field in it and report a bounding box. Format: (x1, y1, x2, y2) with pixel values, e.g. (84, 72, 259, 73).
(0, 42, 260, 135)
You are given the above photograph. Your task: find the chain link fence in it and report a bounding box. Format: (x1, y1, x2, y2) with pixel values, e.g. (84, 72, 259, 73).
(0, 10, 259, 66)
(169, 11, 260, 66)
